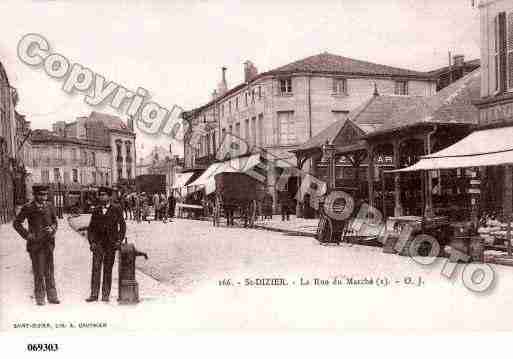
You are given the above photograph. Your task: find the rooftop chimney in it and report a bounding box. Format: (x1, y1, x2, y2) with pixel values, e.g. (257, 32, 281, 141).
(244, 61, 258, 83)
(217, 67, 228, 96)
(212, 89, 218, 100)
(453, 54, 465, 67)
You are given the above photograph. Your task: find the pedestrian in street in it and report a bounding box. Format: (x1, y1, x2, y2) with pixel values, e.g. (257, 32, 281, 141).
(153, 192, 160, 221)
(168, 192, 176, 221)
(263, 191, 273, 220)
(85, 186, 126, 302)
(141, 193, 150, 223)
(279, 190, 291, 221)
(128, 192, 135, 220)
(160, 192, 168, 223)
(13, 185, 60, 306)
(134, 192, 141, 223)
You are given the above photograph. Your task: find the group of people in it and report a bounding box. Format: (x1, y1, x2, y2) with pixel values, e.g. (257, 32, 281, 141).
(12, 185, 181, 306)
(13, 185, 127, 305)
(118, 191, 177, 223)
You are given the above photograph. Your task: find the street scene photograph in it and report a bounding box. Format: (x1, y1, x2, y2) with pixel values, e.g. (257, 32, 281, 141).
(2, 0, 513, 345)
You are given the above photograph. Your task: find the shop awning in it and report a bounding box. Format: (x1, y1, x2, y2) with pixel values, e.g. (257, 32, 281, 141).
(187, 154, 263, 194)
(172, 172, 194, 189)
(391, 127, 513, 172)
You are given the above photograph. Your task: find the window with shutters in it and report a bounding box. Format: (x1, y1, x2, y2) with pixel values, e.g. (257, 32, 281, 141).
(41, 169, 49, 184)
(495, 15, 500, 92)
(72, 169, 78, 183)
(222, 128, 226, 141)
(245, 119, 250, 144)
(278, 111, 295, 145)
(229, 125, 233, 134)
(332, 78, 348, 95)
(394, 81, 408, 95)
(251, 117, 257, 148)
(258, 86, 262, 99)
(235, 97, 239, 109)
(235, 123, 240, 138)
(53, 168, 61, 183)
(507, 12, 513, 90)
(279, 78, 292, 94)
(258, 114, 264, 147)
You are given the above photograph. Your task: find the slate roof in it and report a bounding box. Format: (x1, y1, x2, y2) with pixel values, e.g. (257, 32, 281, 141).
(88, 111, 132, 134)
(272, 52, 432, 79)
(364, 68, 481, 137)
(30, 129, 110, 149)
(427, 59, 480, 77)
(293, 69, 481, 153)
(292, 94, 425, 153)
(187, 52, 433, 115)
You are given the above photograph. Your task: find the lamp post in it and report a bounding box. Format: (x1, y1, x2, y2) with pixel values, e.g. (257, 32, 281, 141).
(322, 140, 337, 191)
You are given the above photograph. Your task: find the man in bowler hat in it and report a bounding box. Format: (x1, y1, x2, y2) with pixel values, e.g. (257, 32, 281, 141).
(13, 185, 60, 305)
(85, 186, 126, 302)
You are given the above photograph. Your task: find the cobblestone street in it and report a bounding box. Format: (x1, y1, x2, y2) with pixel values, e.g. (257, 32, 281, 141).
(3, 215, 513, 331)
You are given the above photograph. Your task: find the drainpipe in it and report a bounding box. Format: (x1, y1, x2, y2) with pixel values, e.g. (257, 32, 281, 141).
(424, 124, 438, 218)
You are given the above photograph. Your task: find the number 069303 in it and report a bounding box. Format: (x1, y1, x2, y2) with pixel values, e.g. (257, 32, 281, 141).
(26, 343, 59, 352)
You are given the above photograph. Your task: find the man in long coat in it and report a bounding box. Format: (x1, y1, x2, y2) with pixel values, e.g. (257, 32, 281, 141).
(13, 185, 60, 305)
(85, 186, 126, 302)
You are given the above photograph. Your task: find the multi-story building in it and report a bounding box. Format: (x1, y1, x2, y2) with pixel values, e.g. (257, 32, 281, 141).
(0, 60, 17, 223)
(29, 111, 136, 188)
(29, 129, 111, 187)
(474, 0, 513, 215)
(1, 60, 30, 221)
(184, 52, 436, 207)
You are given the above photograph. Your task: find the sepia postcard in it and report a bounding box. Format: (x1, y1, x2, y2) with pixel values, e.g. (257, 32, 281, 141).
(1, 0, 513, 355)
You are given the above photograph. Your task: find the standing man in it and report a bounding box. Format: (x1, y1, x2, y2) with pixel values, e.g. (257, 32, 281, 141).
(85, 186, 126, 302)
(168, 192, 176, 221)
(279, 190, 291, 221)
(153, 192, 160, 221)
(13, 185, 60, 306)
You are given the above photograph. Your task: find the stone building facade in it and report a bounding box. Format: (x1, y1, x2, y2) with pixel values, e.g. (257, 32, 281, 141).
(184, 52, 436, 208)
(0, 60, 17, 223)
(29, 111, 136, 188)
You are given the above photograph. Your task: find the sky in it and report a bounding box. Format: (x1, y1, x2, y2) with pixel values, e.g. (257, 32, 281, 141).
(0, 0, 480, 158)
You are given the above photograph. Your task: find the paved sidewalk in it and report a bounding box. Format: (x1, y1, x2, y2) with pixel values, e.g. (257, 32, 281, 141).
(255, 215, 318, 236)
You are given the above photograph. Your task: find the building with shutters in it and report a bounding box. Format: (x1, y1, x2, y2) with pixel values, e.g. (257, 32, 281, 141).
(29, 111, 136, 189)
(473, 0, 513, 217)
(183, 52, 436, 209)
(0, 60, 18, 223)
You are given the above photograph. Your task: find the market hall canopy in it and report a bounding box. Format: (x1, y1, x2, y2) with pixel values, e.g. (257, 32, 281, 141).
(392, 126, 513, 172)
(186, 154, 264, 195)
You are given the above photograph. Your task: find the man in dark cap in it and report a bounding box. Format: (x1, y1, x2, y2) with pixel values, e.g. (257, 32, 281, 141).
(85, 186, 126, 302)
(13, 184, 60, 305)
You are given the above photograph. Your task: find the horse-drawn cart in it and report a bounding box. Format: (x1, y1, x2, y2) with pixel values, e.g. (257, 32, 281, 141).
(212, 172, 263, 228)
